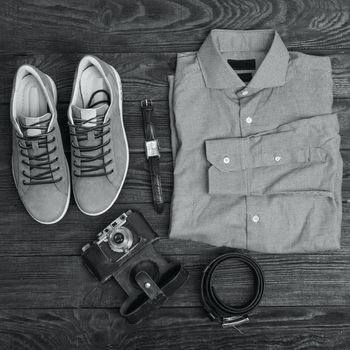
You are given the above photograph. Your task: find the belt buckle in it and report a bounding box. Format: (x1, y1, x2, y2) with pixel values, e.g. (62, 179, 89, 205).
(145, 140, 160, 159)
(222, 315, 249, 333)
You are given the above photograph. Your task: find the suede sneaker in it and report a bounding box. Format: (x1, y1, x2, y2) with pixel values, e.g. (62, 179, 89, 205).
(68, 56, 129, 216)
(11, 65, 70, 224)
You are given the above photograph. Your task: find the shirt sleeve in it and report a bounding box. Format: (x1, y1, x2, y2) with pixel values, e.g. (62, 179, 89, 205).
(204, 113, 341, 197)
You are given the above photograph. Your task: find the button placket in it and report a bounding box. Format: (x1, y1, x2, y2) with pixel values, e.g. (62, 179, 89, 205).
(240, 90, 265, 248)
(240, 89, 265, 137)
(239, 94, 255, 197)
(239, 92, 257, 134)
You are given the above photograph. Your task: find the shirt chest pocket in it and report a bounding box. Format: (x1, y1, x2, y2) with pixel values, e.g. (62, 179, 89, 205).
(205, 131, 328, 196)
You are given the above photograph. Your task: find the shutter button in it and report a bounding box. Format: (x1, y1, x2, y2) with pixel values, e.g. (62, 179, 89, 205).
(252, 215, 260, 223)
(223, 157, 230, 164)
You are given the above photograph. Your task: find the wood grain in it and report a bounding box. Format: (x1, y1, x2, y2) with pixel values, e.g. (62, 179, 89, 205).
(0, 254, 349, 308)
(1, 1, 350, 348)
(0, 307, 349, 350)
(0, 202, 350, 256)
(1, 0, 350, 54)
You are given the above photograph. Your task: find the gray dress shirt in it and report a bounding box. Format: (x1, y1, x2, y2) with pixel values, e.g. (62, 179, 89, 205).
(168, 29, 342, 253)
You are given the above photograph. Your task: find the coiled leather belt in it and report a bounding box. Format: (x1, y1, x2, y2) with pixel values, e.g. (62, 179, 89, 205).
(201, 253, 264, 329)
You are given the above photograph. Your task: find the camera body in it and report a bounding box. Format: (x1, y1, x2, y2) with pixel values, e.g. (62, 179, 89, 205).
(82, 210, 188, 324)
(82, 210, 157, 283)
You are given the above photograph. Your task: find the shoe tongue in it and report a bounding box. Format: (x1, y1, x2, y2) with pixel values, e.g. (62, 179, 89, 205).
(72, 104, 109, 127)
(18, 113, 52, 137)
(18, 113, 52, 180)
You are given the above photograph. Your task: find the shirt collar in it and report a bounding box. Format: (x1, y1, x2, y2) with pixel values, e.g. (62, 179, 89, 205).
(197, 29, 290, 90)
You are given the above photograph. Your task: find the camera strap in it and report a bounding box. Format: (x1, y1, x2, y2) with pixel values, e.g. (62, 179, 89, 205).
(120, 263, 189, 324)
(135, 270, 167, 302)
(201, 253, 264, 331)
(141, 99, 164, 213)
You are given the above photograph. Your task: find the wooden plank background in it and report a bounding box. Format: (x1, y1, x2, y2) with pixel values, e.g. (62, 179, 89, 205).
(0, 0, 350, 349)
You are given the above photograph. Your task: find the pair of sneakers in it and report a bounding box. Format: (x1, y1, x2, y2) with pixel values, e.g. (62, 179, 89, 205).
(11, 56, 129, 224)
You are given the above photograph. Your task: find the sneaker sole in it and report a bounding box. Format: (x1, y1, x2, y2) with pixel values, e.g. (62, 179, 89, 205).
(73, 64, 129, 216)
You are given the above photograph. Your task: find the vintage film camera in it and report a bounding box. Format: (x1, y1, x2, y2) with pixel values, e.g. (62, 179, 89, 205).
(82, 210, 189, 324)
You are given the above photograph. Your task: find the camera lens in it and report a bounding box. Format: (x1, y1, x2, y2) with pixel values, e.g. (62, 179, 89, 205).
(114, 233, 125, 244)
(108, 227, 133, 252)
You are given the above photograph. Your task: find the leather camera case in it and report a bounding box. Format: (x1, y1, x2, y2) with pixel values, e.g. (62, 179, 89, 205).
(82, 210, 189, 324)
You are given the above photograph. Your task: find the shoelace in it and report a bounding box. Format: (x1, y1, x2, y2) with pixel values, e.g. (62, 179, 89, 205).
(17, 120, 61, 185)
(69, 90, 113, 178)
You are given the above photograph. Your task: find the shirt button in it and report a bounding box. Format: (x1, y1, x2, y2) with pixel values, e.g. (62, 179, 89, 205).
(246, 117, 252, 124)
(252, 215, 260, 223)
(274, 154, 282, 162)
(241, 90, 248, 96)
(223, 156, 230, 164)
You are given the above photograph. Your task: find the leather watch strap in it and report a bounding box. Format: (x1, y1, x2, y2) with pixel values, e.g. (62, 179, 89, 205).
(141, 99, 164, 213)
(201, 253, 264, 330)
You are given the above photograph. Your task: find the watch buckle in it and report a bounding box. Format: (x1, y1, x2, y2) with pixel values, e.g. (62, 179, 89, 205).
(145, 140, 160, 159)
(141, 98, 152, 107)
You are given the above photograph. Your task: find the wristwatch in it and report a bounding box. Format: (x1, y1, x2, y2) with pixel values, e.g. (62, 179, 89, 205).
(141, 99, 164, 213)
